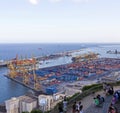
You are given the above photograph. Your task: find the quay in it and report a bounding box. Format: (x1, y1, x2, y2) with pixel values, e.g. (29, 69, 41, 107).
(4, 74, 44, 94)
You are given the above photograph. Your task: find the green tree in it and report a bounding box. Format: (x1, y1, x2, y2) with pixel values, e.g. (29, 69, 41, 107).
(22, 112, 29, 113)
(31, 109, 43, 113)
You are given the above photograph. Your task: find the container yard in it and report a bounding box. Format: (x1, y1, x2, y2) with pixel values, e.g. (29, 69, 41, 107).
(5, 53, 120, 95)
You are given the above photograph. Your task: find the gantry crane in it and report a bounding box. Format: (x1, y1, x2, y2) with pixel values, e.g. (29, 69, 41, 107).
(32, 57, 40, 90)
(7, 61, 17, 78)
(18, 67, 30, 84)
(7, 55, 41, 90)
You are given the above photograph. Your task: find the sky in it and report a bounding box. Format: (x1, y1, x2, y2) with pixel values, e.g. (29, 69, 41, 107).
(0, 0, 120, 43)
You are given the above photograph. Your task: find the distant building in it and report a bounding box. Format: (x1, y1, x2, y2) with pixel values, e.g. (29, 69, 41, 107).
(5, 95, 37, 113)
(38, 93, 65, 111)
(38, 95, 53, 111)
(19, 95, 37, 113)
(5, 93, 65, 113)
(5, 97, 19, 113)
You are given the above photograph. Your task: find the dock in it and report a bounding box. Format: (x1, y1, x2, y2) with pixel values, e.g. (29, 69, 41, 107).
(4, 74, 44, 94)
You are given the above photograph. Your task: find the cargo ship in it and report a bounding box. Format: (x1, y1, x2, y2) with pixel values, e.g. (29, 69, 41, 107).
(107, 50, 120, 54)
(0, 60, 7, 67)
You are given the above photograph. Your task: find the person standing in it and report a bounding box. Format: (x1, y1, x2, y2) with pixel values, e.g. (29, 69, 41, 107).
(103, 83, 107, 93)
(58, 103, 63, 113)
(63, 96, 67, 113)
(79, 105, 83, 113)
(77, 101, 81, 113)
(72, 102, 76, 113)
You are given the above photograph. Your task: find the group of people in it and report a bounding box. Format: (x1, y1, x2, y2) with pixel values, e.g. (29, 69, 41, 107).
(103, 83, 114, 95)
(111, 91, 120, 105)
(108, 91, 120, 113)
(72, 101, 83, 113)
(108, 103, 118, 113)
(58, 83, 119, 113)
(59, 99, 83, 113)
(93, 94, 105, 106)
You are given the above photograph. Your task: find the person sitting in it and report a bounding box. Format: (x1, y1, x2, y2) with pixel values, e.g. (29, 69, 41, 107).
(93, 97, 100, 106)
(111, 95, 117, 105)
(79, 105, 83, 113)
(96, 94, 105, 103)
(108, 104, 118, 113)
(115, 91, 120, 100)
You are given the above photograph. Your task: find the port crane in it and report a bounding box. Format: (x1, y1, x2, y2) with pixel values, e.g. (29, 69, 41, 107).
(7, 61, 17, 78)
(32, 57, 40, 90)
(7, 55, 41, 91)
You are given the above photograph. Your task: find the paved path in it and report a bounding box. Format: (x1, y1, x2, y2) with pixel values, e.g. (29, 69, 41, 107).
(67, 91, 105, 113)
(114, 101, 120, 112)
(67, 86, 120, 113)
(85, 104, 102, 113)
(102, 95, 112, 113)
(85, 95, 113, 113)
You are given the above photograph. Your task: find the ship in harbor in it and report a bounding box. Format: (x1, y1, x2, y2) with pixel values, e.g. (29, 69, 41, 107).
(0, 60, 7, 67)
(107, 49, 120, 54)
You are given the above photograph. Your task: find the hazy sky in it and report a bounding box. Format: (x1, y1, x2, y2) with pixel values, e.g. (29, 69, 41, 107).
(0, 0, 120, 43)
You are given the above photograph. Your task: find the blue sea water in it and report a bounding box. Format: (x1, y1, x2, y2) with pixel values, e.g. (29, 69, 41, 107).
(0, 43, 120, 103)
(0, 43, 98, 60)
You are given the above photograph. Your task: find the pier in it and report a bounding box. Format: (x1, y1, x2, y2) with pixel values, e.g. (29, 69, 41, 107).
(4, 74, 44, 94)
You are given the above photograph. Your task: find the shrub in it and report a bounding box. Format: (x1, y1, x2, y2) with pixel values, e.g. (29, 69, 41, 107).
(31, 110, 42, 113)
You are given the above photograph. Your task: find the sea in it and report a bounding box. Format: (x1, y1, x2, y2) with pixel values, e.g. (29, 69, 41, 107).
(0, 43, 120, 103)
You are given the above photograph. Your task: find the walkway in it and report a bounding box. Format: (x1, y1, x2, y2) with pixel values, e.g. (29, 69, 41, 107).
(102, 95, 112, 113)
(67, 91, 105, 113)
(67, 86, 120, 113)
(114, 101, 120, 112)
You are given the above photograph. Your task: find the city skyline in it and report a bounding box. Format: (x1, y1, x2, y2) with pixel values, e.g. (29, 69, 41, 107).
(0, 0, 120, 43)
